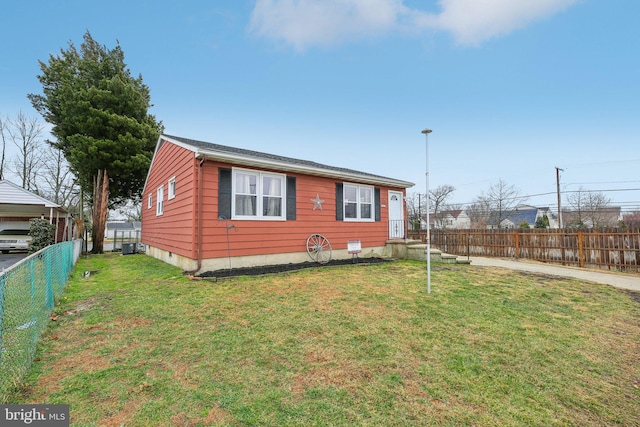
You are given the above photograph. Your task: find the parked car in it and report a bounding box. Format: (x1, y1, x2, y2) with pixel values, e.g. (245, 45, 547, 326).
(0, 229, 32, 253)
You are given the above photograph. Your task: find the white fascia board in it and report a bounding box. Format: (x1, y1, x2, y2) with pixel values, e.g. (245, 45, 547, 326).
(0, 180, 62, 209)
(198, 149, 414, 188)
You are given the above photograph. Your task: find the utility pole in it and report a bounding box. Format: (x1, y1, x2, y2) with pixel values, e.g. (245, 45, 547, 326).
(556, 167, 563, 228)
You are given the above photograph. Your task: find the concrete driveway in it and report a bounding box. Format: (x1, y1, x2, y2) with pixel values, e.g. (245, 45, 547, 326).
(470, 257, 640, 292)
(0, 252, 28, 273)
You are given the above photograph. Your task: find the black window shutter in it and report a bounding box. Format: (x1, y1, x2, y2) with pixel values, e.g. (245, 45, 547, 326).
(218, 168, 232, 219)
(336, 183, 343, 220)
(375, 188, 381, 221)
(286, 177, 296, 220)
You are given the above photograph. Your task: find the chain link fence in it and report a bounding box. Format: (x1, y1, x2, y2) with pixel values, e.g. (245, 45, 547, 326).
(0, 240, 82, 403)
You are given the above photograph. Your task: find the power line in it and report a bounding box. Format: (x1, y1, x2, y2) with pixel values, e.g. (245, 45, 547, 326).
(565, 180, 640, 186)
(438, 188, 640, 210)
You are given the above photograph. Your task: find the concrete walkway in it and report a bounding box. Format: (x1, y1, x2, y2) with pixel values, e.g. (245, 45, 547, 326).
(469, 257, 640, 292)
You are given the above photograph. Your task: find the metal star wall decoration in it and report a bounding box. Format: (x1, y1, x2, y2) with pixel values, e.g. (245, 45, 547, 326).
(311, 193, 325, 211)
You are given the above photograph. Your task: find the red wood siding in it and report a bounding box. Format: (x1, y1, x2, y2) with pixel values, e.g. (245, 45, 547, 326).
(141, 142, 197, 258)
(199, 162, 401, 260)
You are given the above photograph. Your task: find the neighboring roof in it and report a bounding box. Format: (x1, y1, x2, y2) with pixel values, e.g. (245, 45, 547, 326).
(443, 209, 463, 218)
(106, 221, 141, 230)
(106, 222, 135, 230)
(0, 180, 61, 207)
(149, 134, 414, 189)
(496, 208, 538, 226)
(0, 180, 66, 216)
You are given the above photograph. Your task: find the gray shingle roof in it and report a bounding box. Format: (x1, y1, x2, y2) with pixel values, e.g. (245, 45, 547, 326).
(162, 134, 413, 188)
(490, 208, 538, 226)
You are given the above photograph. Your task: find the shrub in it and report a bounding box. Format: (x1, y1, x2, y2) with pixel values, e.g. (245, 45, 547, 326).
(535, 214, 550, 229)
(28, 218, 56, 254)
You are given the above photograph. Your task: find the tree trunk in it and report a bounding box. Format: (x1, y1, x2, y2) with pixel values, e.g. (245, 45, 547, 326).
(91, 169, 109, 254)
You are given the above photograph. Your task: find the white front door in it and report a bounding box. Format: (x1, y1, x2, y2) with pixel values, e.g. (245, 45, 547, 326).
(388, 191, 405, 238)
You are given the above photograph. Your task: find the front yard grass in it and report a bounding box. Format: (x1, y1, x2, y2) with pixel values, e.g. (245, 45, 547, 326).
(9, 253, 640, 426)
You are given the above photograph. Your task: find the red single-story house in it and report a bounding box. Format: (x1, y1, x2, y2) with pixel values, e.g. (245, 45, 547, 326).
(141, 135, 414, 272)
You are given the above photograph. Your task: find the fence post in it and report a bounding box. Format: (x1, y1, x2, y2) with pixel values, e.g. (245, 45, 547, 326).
(466, 231, 470, 259)
(578, 231, 585, 268)
(30, 261, 37, 347)
(561, 229, 566, 266)
(45, 251, 54, 310)
(515, 231, 520, 259)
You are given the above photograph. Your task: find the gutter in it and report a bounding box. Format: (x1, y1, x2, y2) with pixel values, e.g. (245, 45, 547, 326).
(186, 155, 205, 274)
(196, 155, 205, 272)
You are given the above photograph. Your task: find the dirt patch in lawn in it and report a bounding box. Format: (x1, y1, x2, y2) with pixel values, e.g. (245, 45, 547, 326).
(626, 290, 640, 304)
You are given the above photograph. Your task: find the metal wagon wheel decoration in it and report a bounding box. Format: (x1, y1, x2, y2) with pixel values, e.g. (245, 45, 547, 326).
(306, 233, 332, 264)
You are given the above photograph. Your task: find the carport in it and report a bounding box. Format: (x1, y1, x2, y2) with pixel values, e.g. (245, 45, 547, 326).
(0, 180, 71, 242)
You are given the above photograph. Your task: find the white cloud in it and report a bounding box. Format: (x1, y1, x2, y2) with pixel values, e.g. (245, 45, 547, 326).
(249, 0, 580, 50)
(422, 0, 580, 46)
(249, 0, 408, 51)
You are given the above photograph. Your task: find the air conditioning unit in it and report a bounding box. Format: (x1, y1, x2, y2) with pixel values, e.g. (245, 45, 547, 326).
(122, 242, 136, 255)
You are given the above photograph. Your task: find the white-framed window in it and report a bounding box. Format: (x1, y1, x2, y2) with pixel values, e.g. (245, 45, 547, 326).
(344, 183, 374, 222)
(156, 185, 164, 216)
(148, 193, 152, 209)
(168, 177, 176, 200)
(232, 168, 285, 220)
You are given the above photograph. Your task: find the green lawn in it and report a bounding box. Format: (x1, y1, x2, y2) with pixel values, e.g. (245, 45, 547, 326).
(9, 253, 640, 426)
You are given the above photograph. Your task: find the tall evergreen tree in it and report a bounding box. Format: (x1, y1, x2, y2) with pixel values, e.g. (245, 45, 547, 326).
(29, 31, 163, 253)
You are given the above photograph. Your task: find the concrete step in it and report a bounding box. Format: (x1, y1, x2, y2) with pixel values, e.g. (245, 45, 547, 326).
(385, 240, 471, 265)
(440, 253, 459, 264)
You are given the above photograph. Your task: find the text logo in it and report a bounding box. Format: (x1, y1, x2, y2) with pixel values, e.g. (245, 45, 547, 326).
(1, 405, 69, 426)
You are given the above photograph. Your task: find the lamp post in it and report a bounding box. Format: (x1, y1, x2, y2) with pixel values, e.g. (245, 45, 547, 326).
(421, 128, 432, 294)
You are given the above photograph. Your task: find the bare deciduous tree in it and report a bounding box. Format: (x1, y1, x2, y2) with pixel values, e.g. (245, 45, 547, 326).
(115, 201, 143, 222)
(566, 187, 613, 228)
(39, 143, 79, 209)
(430, 184, 456, 229)
(470, 179, 525, 228)
(466, 196, 491, 228)
(0, 115, 8, 180)
(405, 192, 425, 230)
(622, 211, 640, 228)
(5, 112, 45, 190)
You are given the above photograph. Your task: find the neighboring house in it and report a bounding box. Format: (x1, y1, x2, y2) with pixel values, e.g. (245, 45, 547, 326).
(562, 206, 622, 228)
(0, 180, 71, 242)
(489, 205, 559, 229)
(105, 221, 142, 239)
(142, 135, 414, 272)
(410, 210, 471, 230)
(433, 209, 471, 229)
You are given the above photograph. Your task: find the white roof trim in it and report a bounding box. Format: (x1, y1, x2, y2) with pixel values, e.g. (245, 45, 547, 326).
(0, 180, 62, 208)
(157, 135, 414, 189)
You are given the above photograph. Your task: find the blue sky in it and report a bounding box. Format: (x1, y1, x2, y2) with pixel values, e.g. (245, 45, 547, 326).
(1, 0, 638, 213)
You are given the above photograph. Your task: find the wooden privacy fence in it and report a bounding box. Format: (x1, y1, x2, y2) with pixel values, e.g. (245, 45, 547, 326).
(408, 228, 640, 273)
